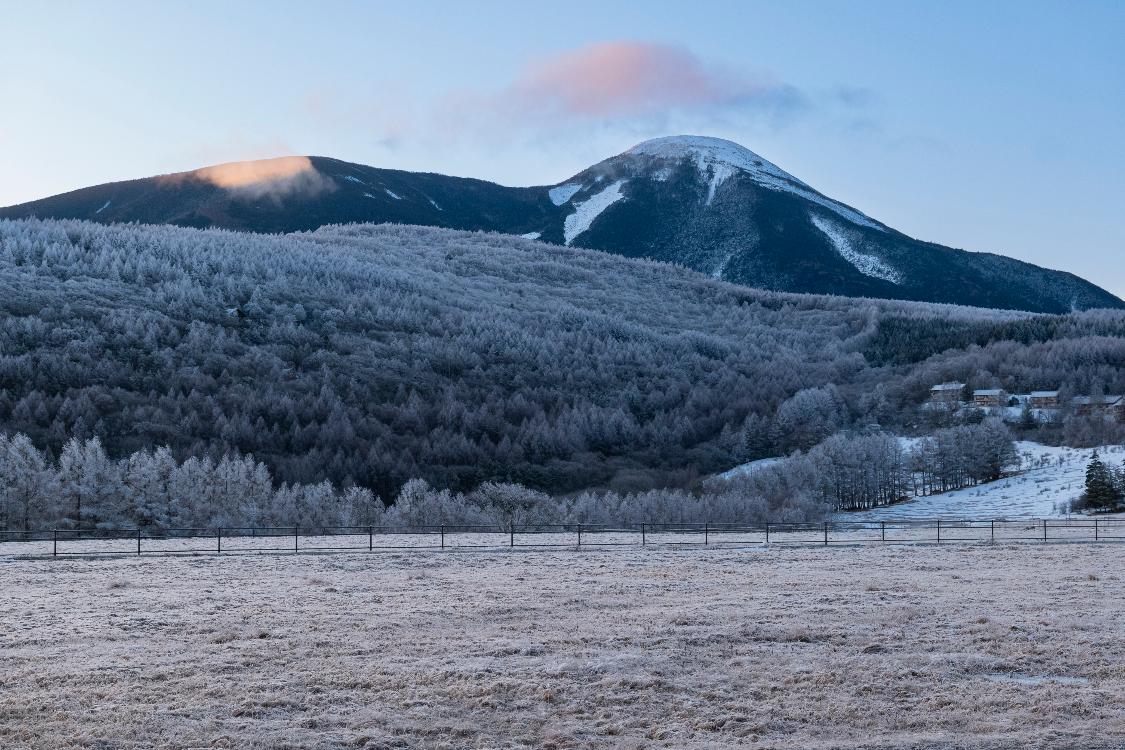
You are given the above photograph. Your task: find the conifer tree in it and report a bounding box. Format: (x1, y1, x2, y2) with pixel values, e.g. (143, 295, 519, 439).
(1083, 450, 1120, 510)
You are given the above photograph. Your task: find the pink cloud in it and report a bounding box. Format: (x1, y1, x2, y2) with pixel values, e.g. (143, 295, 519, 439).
(504, 41, 801, 119)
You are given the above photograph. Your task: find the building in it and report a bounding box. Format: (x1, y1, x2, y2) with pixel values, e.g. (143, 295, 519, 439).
(929, 382, 965, 404)
(1028, 390, 1060, 409)
(1073, 394, 1123, 417)
(973, 389, 1006, 408)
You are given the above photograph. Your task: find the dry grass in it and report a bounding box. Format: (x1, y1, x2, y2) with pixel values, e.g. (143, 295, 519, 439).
(2, 544, 1123, 749)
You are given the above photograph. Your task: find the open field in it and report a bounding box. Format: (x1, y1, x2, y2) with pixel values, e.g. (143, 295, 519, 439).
(3, 544, 1124, 749)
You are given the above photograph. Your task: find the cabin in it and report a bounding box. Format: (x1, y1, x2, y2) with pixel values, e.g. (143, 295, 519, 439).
(929, 382, 965, 404)
(973, 388, 1006, 408)
(1028, 390, 1060, 409)
(1073, 394, 1123, 417)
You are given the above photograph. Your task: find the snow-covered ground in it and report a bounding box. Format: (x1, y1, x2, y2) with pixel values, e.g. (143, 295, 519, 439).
(563, 180, 626, 245)
(3, 544, 1122, 749)
(547, 182, 582, 206)
(847, 442, 1125, 520)
(809, 212, 902, 284)
(715, 456, 782, 481)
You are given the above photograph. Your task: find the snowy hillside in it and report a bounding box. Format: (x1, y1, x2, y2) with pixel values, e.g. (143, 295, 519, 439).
(845, 442, 1125, 520)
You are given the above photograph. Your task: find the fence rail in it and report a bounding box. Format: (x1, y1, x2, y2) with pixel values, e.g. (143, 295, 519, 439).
(1, 518, 1123, 559)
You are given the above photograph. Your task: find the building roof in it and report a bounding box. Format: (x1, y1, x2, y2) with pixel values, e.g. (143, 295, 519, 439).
(930, 382, 965, 392)
(1029, 390, 1060, 398)
(974, 389, 1004, 396)
(1072, 395, 1123, 406)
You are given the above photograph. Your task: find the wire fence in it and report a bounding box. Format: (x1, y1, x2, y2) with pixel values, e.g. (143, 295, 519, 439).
(1, 518, 1123, 558)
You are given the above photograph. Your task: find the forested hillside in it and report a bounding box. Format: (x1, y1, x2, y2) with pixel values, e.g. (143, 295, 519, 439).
(1, 218, 1123, 506)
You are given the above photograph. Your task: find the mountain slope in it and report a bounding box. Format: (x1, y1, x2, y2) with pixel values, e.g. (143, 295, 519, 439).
(0, 156, 558, 235)
(2, 218, 1124, 498)
(3, 139, 1119, 313)
(538, 137, 1122, 313)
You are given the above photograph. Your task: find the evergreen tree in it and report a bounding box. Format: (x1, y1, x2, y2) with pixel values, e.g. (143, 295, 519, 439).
(1083, 450, 1121, 510)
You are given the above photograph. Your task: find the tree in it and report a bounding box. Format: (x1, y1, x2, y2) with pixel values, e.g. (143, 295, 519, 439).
(1082, 450, 1121, 510)
(0, 434, 53, 531)
(771, 387, 844, 454)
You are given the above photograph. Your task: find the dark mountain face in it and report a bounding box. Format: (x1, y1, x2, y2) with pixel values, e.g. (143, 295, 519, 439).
(0, 156, 559, 235)
(3, 139, 1120, 314)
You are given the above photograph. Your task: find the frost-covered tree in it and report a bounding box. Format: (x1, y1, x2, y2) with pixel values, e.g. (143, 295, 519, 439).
(0, 434, 53, 531)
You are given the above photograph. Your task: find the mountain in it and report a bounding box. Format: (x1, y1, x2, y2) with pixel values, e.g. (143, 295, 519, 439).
(3, 138, 1120, 313)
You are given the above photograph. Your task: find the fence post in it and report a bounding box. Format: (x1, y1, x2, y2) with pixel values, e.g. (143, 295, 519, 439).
(936, 519, 941, 543)
(881, 520, 885, 543)
(577, 523, 582, 548)
(53, 529, 57, 558)
(510, 522, 514, 548)
(990, 519, 994, 543)
(137, 527, 142, 555)
(765, 522, 769, 544)
(441, 524, 445, 550)
(641, 523, 646, 546)
(294, 526, 299, 553)
(1043, 518, 1047, 542)
(369, 525, 373, 552)
(1095, 518, 1099, 541)
(704, 522, 709, 546)
(823, 521, 828, 546)
(217, 527, 222, 554)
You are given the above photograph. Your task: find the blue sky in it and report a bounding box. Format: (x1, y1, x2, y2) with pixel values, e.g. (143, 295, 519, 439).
(2, 1, 1123, 296)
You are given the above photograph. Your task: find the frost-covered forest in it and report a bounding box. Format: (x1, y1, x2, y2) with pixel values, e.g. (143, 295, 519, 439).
(0, 219, 1123, 528)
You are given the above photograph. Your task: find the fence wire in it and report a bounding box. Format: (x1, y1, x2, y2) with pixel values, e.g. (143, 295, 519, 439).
(0, 518, 1123, 558)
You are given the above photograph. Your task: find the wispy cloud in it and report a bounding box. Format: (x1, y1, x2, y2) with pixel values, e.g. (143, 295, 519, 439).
(498, 41, 805, 122)
(159, 156, 335, 201)
(288, 41, 876, 183)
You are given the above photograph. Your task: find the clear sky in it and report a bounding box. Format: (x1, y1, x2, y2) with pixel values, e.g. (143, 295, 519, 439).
(2, 1, 1123, 296)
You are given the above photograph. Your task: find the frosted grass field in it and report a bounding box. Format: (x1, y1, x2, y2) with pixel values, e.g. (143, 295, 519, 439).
(3, 543, 1124, 749)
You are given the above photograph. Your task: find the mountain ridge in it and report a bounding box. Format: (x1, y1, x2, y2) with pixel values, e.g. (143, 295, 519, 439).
(3, 136, 1120, 314)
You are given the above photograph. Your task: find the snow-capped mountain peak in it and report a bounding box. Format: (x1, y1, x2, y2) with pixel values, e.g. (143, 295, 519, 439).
(627, 135, 809, 191)
(622, 135, 884, 230)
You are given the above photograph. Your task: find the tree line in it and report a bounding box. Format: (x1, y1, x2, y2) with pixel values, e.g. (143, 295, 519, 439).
(716, 420, 1017, 512)
(0, 432, 827, 532)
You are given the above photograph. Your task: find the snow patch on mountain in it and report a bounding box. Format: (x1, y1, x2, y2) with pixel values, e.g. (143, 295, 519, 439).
(549, 184, 583, 206)
(384, 188, 403, 200)
(428, 198, 442, 211)
(628, 136, 885, 230)
(340, 175, 366, 185)
(564, 180, 626, 246)
(712, 251, 736, 279)
(810, 213, 902, 284)
(705, 163, 736, 206)
(95, 200, 111, 215)
(520, 232, 541, 240)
